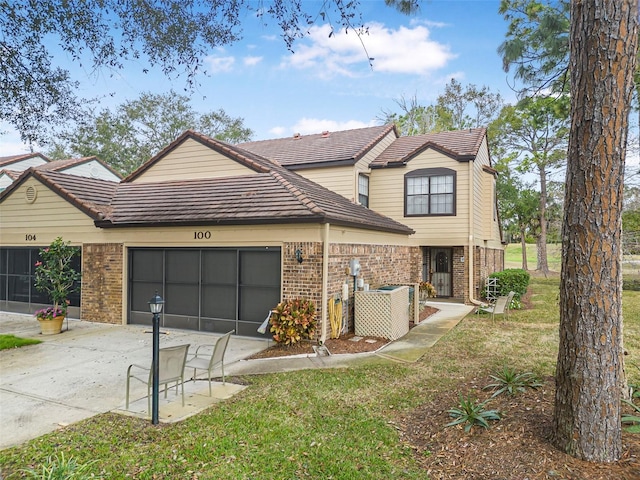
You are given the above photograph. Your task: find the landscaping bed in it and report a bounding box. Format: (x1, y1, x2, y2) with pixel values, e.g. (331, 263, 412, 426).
(248, 304, 439, 358)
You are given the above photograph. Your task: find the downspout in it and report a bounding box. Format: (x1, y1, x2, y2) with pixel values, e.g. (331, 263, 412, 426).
(468, 161, 483, 306)
(320, 222, 330, 344)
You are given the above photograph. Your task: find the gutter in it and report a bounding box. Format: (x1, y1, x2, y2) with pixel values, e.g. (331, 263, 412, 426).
(468, 160, 484, 307)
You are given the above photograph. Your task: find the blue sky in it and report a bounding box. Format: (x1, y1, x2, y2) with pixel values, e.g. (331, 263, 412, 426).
(1, 0, 515, 155)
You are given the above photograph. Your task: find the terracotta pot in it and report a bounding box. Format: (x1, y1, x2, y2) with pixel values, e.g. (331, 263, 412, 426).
(38, 315, 64, 335)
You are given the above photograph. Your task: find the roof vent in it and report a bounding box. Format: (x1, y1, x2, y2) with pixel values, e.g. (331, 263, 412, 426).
(25, 185, 37, 203)
(293, 133, 301, 139)
(321, 131, 330, 138)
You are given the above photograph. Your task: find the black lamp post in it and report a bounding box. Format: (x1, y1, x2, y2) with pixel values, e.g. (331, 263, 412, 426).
(148, 291, 164, 425)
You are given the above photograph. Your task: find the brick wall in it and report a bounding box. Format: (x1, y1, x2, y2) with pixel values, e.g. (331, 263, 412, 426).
(452, 246, 467, 301)
(281, 242, 421, 338)
(81, 243, 123, 324)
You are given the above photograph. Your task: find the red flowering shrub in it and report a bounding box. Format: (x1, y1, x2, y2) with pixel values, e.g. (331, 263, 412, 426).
(269, 299, 317, 345)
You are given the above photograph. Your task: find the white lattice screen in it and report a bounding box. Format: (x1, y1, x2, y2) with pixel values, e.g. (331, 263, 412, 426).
(354, 286, 410, 340)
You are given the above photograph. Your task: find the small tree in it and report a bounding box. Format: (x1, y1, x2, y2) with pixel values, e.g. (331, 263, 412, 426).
(34, 237, 81, 316)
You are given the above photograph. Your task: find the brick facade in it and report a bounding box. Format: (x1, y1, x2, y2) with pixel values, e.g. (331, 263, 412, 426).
(281, 241, 421, 338)
(81, 243, 123, 324)
(76, 240, 501, 330)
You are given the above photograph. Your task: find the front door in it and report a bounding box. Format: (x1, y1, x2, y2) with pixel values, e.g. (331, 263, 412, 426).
(431, 248, 452, 297)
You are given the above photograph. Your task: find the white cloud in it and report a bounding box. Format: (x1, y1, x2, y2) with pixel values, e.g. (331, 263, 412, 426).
(204, 55, 235, 73)
(281, 22, 454, 77)
(0, 127, 33, 155)
(243, 56, 263, 66)
(290, 117, 377, 136)
(269, 126, 287, 137)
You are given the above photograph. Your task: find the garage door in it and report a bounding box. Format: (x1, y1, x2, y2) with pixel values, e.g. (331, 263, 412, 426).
(128, 247, 281, 338)
(0, 247, 81, 315)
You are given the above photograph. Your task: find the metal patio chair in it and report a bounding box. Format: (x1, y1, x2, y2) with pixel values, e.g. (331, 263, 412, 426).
(477, 291, 515, 320)
(185, 330, 234, 396)
(125, 343, 190, 413)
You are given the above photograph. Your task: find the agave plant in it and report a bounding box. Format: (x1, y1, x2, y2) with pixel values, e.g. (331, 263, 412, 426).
(21, 453, 99, 479)
(484, 366, 542, 398)
(446, 394, 501, 433)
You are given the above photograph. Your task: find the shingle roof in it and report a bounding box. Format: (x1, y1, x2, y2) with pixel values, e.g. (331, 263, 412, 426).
(2, 135, 413, 235)
(238, 124, 397, 169)
(370, 128, 487, 167)
(104, 146, 413, 233)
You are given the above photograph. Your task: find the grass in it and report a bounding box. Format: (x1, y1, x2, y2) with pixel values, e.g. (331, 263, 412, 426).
(0, 335, 40, 351)
(505, 243, 640, 279)
(1, 276, 639, 479)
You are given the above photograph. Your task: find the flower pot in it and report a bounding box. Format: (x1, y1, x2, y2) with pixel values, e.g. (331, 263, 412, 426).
(38, 315, 64, 335)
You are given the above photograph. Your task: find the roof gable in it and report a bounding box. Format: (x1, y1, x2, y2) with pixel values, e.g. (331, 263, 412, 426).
(0, 169, 119, 220)
(124, 130, 273, 183)
(371, 128, 487, 168)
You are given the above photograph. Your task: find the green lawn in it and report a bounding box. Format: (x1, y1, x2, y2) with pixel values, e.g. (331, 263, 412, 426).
(504, 243, 562, 271)
(505, 243, 640, 279)
(0, 335, 40, 351)
(1, 277, 639, 479)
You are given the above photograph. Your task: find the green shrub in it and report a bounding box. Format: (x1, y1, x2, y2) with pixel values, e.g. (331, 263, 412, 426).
(269, 298, 317, 345)
(623, 278, 640, 291)
(488, 269, 530, 300)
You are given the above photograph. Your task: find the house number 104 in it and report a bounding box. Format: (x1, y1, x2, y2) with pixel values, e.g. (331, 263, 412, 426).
(25, 234, 37, 241)
(194, 231, 211, 240)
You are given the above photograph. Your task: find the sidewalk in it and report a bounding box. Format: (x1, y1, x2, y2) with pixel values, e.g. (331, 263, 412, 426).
(0, 302, 472, 450)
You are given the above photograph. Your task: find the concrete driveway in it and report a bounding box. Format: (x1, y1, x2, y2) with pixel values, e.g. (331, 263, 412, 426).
(0, 302, 472, 450)
(0, 313, 270, 450)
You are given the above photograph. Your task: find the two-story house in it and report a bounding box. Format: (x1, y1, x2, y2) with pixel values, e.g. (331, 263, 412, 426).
(240, 125, 504, 302)
(0, 126, 503, 342)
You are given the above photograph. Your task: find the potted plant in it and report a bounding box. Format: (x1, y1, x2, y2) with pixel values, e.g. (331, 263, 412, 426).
(419, 281, 437, 302)
(33, 237, 81, 335)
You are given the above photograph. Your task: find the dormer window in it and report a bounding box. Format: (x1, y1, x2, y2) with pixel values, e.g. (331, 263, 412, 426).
(405, 168, 456, 216)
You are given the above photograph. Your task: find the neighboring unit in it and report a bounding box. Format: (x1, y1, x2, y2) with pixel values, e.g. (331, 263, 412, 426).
(0, 154, 121, 191)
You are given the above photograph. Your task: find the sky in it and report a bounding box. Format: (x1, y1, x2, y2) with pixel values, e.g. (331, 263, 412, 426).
(0, 0, 516, 156)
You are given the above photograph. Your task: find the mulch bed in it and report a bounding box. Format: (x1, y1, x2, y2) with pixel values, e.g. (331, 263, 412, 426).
(395, 376, 640, 479)
(248, 304, 439, 359)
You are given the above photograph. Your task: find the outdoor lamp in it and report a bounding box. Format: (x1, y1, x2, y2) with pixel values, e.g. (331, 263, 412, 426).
(148, 291, 164, 425)
(295, 248, 304, 264)
(149, 291, 164, 314)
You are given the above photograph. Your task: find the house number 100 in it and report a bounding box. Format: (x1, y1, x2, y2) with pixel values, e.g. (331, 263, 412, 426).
(194, 231, 211, 240)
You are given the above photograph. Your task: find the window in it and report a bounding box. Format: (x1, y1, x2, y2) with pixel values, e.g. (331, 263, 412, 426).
(405, 168, 456, 216)
(358, 174, 369, 207)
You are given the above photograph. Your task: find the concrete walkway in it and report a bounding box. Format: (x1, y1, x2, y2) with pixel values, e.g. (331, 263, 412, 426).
(0, 301, 472, 450)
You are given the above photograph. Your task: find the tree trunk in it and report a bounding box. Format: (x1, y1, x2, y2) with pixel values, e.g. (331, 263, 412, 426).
(520, 227, 528, 270)
(537, 167, 549, 274)
(553, 0, 638, 462)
